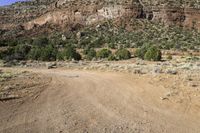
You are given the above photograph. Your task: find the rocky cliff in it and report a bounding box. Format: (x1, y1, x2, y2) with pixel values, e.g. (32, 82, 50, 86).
(1, 0, 200, 39)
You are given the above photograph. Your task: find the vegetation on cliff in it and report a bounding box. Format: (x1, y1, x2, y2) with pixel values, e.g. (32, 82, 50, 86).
(0, 19, 200, 62)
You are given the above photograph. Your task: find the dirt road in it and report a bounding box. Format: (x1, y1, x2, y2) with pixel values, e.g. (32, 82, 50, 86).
(0, 68, 199, 133)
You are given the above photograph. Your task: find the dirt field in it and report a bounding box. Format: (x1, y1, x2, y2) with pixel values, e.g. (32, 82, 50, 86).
(0, 67, 199, 133)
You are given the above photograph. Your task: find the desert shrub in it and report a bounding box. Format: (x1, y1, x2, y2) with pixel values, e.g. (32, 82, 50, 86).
(134, 44, 150, 59)
(0, 40, 6, 47)
(0, 39, 20, 47)
(90, 36, 105, 48)
(108, 43, 116, 49)
(0, 47, 14, 60)
(186, 56, 199, 61)
(144, 46, 162, 61)
(108, 54, 116, 61)
(8, 40, 20, 47)
(181, 48, 188, 52)
(84, 48, 96, 60)
(40, 45, 57, 61)
(135, 44, 162, 61)
(28, 45, 57, 61)
(14, 44, 31, 60)
(167, 55, 173, 60)
(83, 46, 91, 55)
(28, 46, 41, 60)
(189, 45, 195, 50)
(32, 37, 49, 47)
(0, 44, 31, 60)
(64, 46, 81, 60)
(97, 49, 112, 59)
(56, 51, 65, 61)
(79, 38, 91, 48)
(115, 48, 131, 60)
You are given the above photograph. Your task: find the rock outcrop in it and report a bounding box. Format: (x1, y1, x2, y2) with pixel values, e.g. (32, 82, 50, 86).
(1, 0, 200, 39)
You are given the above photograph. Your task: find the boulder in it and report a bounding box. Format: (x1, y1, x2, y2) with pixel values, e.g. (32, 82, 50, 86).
(47, 62, 57, 69)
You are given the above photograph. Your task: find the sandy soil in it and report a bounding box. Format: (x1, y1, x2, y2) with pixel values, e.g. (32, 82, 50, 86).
(0, 68, 199, 133)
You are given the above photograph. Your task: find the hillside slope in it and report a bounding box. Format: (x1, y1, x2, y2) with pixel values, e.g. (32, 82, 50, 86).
(1, 0, 200, 39)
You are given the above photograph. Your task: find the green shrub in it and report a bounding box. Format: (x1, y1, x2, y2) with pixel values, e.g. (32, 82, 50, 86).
(0, 47, 14, 60)
(6, 40, 19, 47)
(167, 55, 173, 60)
(29, 45, 81, 61)
(14, 44, 31, 60)
(79, 38, 91, 48)
(108, 54, 116, 61)
(97, 49, 112, 59)
(56, 51, 65, 61)
(32, 37, 49, 47)
(83, 46, 91, 55)
(85, 48, 96, 60)
(186, 56, 199, 61)
(134, 44, 150, 59)
(64, 46, 81, 60)
(0, 44, 31, 60)
(40, 45, 57, 61)
(115, 49, 131, 60)
(28, 45, 57, 61)
(0, 40, 6, 47)
(144, 46, 162, 61)
(28, 46, 42, 60)
(108, 43, 115, 49)
(135, 44, 162, 61)
(90, 36, 105, 48)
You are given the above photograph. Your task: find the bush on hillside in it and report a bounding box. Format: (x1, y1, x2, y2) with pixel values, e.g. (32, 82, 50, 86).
(28, 46, 41, 60)
(14, 44, 31, 60)
(28, 45, 57, 61)
(32, 37, 49, 47)
(97, 49, 112, 59)
(167, 55, 173, 60)
(64, 46, 81, 60)
(40, 45, 57, 61)
(56, 51, 65, 61)
(135, 44, 162, 61)
(144, 46, 162, 61)
(0, 44, 31, 60)
(90, 36, 105, 48)
(115, 48, 131, 60)
(0, 40, 6, 47)
(108, 54, 116, 61)
(134, 44, 150, 59)
(0, 47, 14, 60)
(84, 48, 96, 60)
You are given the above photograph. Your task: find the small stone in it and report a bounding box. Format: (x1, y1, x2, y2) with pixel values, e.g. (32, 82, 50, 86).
(153, 67, 162, 74)
(134, 69, 142, 74)
(166, 69, 177, 75)
(47, 62, 57, 69)
(160, 97, 169, 100)
(191, 84, 198, 88)
(165, 91, 171, 97)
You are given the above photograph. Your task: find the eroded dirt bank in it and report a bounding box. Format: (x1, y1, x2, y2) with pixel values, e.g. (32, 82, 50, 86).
(0, 68, 199, 133)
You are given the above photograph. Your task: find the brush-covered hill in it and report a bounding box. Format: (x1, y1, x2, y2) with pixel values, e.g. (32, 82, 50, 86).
(1, 0, 200, 39)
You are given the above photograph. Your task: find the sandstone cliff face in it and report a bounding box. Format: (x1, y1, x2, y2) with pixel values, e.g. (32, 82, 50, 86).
(22, 0, 143, 30)
(183, 8, 200, 29)
(151, 8, 186, 26)
(1, 0, 200, 39)
(150, 7, 200, 29)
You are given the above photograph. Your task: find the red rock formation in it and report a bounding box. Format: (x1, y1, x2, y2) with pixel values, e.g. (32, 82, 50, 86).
(1, 0, 200, 39)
